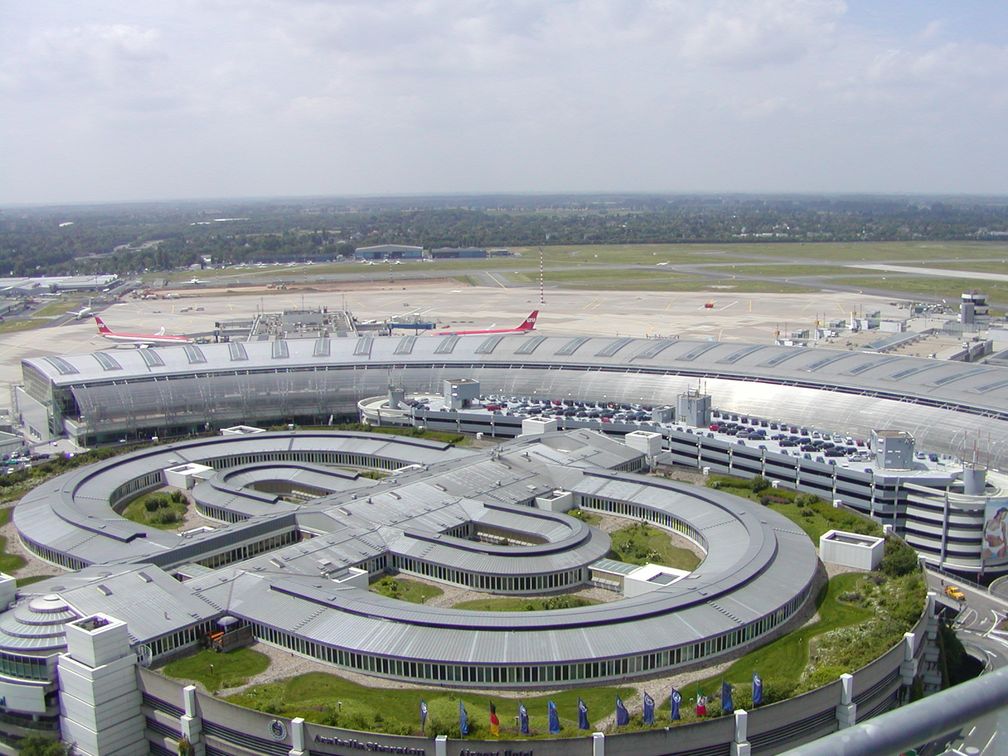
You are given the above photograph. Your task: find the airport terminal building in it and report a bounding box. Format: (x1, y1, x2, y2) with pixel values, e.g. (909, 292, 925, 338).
(0, 331, 976, 753)
(15, 332, 1008, 577)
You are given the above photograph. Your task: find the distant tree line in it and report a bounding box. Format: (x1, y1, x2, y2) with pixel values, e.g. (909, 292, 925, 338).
(1, 194, 1007, 276)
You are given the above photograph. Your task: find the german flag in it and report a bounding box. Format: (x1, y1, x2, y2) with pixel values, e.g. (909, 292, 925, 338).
(489, 701, 500, 736)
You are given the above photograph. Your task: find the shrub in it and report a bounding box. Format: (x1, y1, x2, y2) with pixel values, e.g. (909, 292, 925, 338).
(751, 476, 770, 493)
(18, 735, 72, 756)
(144, 495, 169, 512)
(151, 508, 180, 525)
(879, 536, 919, 578)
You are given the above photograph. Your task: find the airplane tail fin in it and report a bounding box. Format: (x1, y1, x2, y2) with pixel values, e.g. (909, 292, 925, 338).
(518, 311, 539, 331)
(94, 316, 111, 334)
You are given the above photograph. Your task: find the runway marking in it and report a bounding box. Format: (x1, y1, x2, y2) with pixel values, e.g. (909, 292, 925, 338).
(665, 301, 675, 312)
(486, 273, 507, 288)
(719, 300, 739, 312)
(982, 730, 997, 754)
(968, 726, 976, 737)
(583, 299, 604, 311)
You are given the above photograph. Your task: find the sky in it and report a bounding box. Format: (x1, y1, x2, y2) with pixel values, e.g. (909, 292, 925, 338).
(1, 0, 1007, 205)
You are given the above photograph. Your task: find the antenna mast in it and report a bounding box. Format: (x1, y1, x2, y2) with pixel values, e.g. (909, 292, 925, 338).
(539, 246, 545, 305)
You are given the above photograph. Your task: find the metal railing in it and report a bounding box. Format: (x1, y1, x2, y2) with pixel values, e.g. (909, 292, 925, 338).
(783, 665, 1008, 755)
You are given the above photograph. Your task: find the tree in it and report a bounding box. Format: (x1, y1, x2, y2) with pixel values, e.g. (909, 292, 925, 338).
(18, 734, 73, 756)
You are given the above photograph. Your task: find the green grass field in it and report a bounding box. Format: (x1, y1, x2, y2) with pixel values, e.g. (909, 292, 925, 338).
(120, 490, 189, 530)
(684, 573, 873, 711)
(513, 269, 817, 293)
(226, 672, 632, 737)
(162, 647, 270, 692)
(567, 508, 602, 526)
(369, 576, 443, 604)
(452, 595, 599, 611)
(706, 474, 882, 542)
(0, 508, 26, 575)
(608, 521, 701, 570)
(15, 574, 55, 587)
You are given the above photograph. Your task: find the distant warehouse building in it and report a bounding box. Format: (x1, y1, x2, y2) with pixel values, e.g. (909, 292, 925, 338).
(429, 247, 487, 259)
(353, 244, 423, 261)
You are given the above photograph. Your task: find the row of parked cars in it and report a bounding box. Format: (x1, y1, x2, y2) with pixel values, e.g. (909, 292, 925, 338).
(482, 396, 656, 424)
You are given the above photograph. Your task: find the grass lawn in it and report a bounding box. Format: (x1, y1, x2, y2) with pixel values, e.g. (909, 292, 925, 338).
(0, 508, 26, 575)
(513, 269, 817, 293)
(370, 576, 443, 604)
(0, 318, 49, 334)
(683, 573, 872, 712)
(325, 423, 468, 446)
(767, 499, 881, 542)
(162, 647, 270, 692)
(452, 595, 599, 611)
(705, 474, 882, 542)
(608, 521, 701, 571)
(567, 508, 602, 526)
(828, 274, 1008, 304)
(226, 672, 632, 737)
(121, 490, 188, 530)
(15, 574, 55, 587)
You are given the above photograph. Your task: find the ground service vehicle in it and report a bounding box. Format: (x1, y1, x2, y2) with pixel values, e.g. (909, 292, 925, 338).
(945, 585, 966, 601)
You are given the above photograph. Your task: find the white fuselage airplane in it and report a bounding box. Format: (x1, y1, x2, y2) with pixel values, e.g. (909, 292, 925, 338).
(436, 311, 539, 336)
(67, 306, 93, 320)
(94, 316, 192, 346)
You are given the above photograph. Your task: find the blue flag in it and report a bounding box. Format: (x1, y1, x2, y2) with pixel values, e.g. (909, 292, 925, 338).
(459, 701, 469, 736)
(548, 700, 561, 734)
(420, 700, 428, 729)
(578, 698, 589, 730)
(615, 696, 629, 726)
(721, 681, 734, 715)
(752, 672, 763, 706)
(519, 702, 529, 735)
(670, 688, 681, 721)
(643, 692, 655, 726)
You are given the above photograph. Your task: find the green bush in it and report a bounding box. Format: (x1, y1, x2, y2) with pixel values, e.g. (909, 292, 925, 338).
(879, 536, 919, 577)
(150, 508, 181, 525)
(145, 495, 169, 512)
(18, 734, 73, 755)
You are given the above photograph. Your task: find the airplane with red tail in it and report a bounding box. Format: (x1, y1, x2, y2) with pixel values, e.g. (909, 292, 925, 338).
(94, 316, 193, 346)
(436, 311, 539, 336)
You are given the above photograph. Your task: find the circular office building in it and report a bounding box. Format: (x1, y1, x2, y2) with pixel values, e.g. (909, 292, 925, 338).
(0, 427, 818, 721)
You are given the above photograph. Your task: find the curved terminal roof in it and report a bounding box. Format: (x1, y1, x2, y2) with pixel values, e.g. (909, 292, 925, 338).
(23, 333, 1008, 467)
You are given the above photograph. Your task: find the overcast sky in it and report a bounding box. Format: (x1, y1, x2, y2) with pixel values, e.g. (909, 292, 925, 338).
(1, 1, 1006, 205)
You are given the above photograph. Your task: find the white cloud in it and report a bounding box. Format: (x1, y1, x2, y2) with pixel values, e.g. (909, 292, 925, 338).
(1, 0, 1007, 202)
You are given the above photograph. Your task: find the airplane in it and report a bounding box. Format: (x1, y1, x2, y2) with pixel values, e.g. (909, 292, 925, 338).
(94, 316, 192, 346)
(188, 277, 205, 285)
(66, 304, 93, 320)
(436, 311, 539, 336)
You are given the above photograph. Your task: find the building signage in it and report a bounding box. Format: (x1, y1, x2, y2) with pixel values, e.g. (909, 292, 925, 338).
(982, 497, 1008, 568)
(268, 718, 288, 740)
(312, 734, 426, 754)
